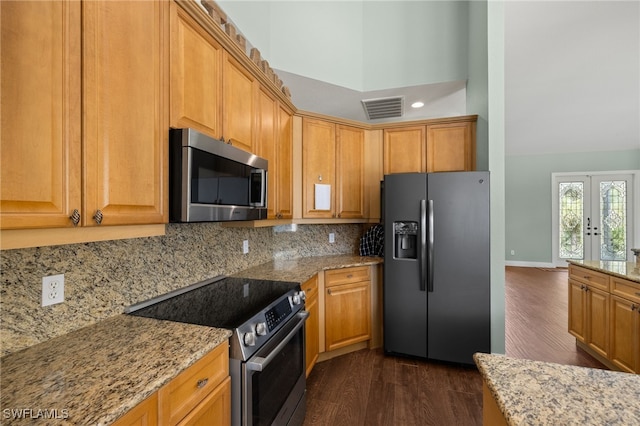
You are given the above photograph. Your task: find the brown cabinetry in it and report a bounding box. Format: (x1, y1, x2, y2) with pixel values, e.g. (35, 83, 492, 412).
(383, 117, 476, 174)
(222, 51, 256, 153)
(568, 264, 640, 374)
(302, 118, 365, 219)
(256, 88, 293, 219)
(158, 343, 231, 425)
(567, 265, 610, 359)
(303, 275, 319, 377)
(111, 393, 158, 426)
(324, 266, 371, 352)
(1, 0, 168, 231)
(609, 277, 640, 373)
(169, 2, 223, 138)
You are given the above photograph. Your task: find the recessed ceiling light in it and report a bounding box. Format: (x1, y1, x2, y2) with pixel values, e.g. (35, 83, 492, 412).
(411, 101, 425, 109)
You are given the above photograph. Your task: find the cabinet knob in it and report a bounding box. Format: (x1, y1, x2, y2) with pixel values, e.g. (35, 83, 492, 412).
(196, 378, 209, 389)
(318, 174, 322, 181)
(69, 209, 80, 226)
(327, 288, 332, 295)
(93, 210, 103, 225)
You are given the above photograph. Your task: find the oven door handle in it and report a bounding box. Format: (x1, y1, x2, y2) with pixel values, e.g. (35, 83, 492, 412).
(245, 311, 309, 372)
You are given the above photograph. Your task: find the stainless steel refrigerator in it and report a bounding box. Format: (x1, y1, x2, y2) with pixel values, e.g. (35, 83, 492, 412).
(383, 171, 490, 365)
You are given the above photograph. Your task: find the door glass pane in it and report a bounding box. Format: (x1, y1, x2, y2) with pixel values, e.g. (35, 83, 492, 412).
(559, 182, 584, 259)
(599, 180, 626, 261)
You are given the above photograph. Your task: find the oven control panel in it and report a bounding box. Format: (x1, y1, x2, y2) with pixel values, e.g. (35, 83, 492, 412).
(265, 297, 293, 332)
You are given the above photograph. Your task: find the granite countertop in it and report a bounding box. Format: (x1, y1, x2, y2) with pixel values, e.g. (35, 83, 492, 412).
(0, 315, 231, 425)
(232, 254, 383, 283)
(567, 259, 640, 283)
(0, 254, 380, 424)
(474, 353, 640, 425)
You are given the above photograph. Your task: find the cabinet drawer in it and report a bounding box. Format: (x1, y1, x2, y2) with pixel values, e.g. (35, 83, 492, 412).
(159, 343, 229, 426)
(569, 265, 609, 291)
(611, 276, 640, 304)
(325, 266, 370, 287)
(302, 274, 318, 295)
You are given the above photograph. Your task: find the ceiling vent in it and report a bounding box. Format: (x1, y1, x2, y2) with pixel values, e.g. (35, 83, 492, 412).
(361, 96, 404, 120)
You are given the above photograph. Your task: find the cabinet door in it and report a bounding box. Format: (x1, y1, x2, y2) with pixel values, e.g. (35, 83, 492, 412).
(325, 281, 371, 351)
(276, 105, 293, 219)
(302, 118, 336, 218)
(256, 87, 278, 218)
(383, 126, 425, 174)
(0, 0, 81, 229)
(568, 279, 586, 342)
(170, 3, 222, 138)
(609, 296, 638, 373)
(178, 377, 231, 426)
(426, 121, 475, 172)
(303, 275, 319, 377)
(111, 393, 158, 426)
(83, 0, 168, 226)
(222, 52, 255, 153)
(336, 125, 365, 219)
(586, 287, 609, 359)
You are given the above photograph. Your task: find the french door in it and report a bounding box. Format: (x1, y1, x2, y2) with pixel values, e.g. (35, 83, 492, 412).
(553, 173, 634, 266)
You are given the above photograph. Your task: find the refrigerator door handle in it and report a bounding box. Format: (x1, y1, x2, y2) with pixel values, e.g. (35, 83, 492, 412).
(420, 199, 427, 292)
(427, 199, 435, 292)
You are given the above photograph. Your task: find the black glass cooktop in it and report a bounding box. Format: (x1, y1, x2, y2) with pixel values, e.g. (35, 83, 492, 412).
(128, 277, 300, 329)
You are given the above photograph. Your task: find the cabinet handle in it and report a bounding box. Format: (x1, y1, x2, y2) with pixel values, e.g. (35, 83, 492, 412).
(346, 274, 353, 279)
(631, 305, 638, 312)
(318, 174, 322, 181)
(196, 378, 209, 389)
(583, 275, 591, 280)
(93, 210, 103, 225)
(69, 209, 80, 226)
(327, 288, 332, 295)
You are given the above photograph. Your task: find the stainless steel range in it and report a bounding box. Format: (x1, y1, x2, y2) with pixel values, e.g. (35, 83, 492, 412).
(126, 276, 308, 426)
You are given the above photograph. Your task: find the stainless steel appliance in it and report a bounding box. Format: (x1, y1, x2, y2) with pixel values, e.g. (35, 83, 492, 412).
(169, 128, 268, 222)
(126, 276, 308, 426)
(383, 171, 491, 365)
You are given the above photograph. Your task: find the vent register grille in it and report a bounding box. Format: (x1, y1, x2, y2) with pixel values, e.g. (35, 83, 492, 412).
(361, 96, 404, 120)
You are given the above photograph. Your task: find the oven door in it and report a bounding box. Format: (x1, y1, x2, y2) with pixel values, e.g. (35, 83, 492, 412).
(243, 311, 308, 426)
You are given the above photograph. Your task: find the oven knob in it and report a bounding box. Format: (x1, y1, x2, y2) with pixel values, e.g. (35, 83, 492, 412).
(243, 331, 256, 347)
(255, 322, 268, 336)
(292, 291, 306, 305)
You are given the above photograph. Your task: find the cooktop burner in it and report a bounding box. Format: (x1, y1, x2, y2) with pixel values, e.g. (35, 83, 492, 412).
(126, 276, 300, 330)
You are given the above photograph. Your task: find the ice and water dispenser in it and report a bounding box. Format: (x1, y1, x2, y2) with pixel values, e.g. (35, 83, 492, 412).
(393, 221, 418, 259)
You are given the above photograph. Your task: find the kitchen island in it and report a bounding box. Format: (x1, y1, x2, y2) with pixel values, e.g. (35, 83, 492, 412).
(567, 259, 640, 373)
(474, 352, 640, 425)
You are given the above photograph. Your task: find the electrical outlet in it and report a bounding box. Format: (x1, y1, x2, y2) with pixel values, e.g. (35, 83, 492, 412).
(329, 233, 335, 243)
(242, 240, 249, 254)
(42, 274, 64, 307)
(510, 250, 516, 256)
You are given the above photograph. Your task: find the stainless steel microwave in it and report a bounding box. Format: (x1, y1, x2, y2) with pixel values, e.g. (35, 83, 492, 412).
(169, 128, 268, 222)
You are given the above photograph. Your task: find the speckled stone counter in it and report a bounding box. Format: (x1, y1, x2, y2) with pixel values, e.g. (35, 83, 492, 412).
(232, 254, 383, 283)
(0, 315, 231, 425)
(568, 260, 640, 283)
(474, 353, 640, 425)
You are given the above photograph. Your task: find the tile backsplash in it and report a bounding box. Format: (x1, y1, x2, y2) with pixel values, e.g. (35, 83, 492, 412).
(0, 223, 363, 356)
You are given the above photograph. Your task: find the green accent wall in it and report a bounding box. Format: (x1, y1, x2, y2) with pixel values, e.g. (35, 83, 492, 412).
(505, 149, 640, 263)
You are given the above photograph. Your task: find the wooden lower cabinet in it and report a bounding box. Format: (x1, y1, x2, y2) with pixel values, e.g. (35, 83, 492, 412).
(111, 394, 158, 426)
(324, 267, 371, 352)
(177, 377, 231, 426)
(303, 275, 319, 377)
(568, 264, 640, 374)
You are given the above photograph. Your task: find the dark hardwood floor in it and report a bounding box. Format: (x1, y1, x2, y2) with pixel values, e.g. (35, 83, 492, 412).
(303, 266, 606, 426)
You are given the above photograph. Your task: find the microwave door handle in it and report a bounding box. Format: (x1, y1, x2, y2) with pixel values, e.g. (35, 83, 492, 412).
(245, 311, 309, 372)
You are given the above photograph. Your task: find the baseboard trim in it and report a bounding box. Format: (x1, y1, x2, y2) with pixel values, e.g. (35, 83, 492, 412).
(505, 260, 556, 268)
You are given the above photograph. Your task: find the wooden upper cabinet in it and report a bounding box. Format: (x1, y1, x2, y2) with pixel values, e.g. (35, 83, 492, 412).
(276, 105, 294, 219)
(383, 126, 426, 174)
(169, 2, 223, 138)
(426, 121, 476, 172)
(336, 125, 365, 219)
(256, 87, 277, 218)
(383, 118, 477, 175)
(222, 51, 256, 153)
(302, 118, 336, 218)
(83, 0, 168, 226)
(0, 0, 81, 229)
